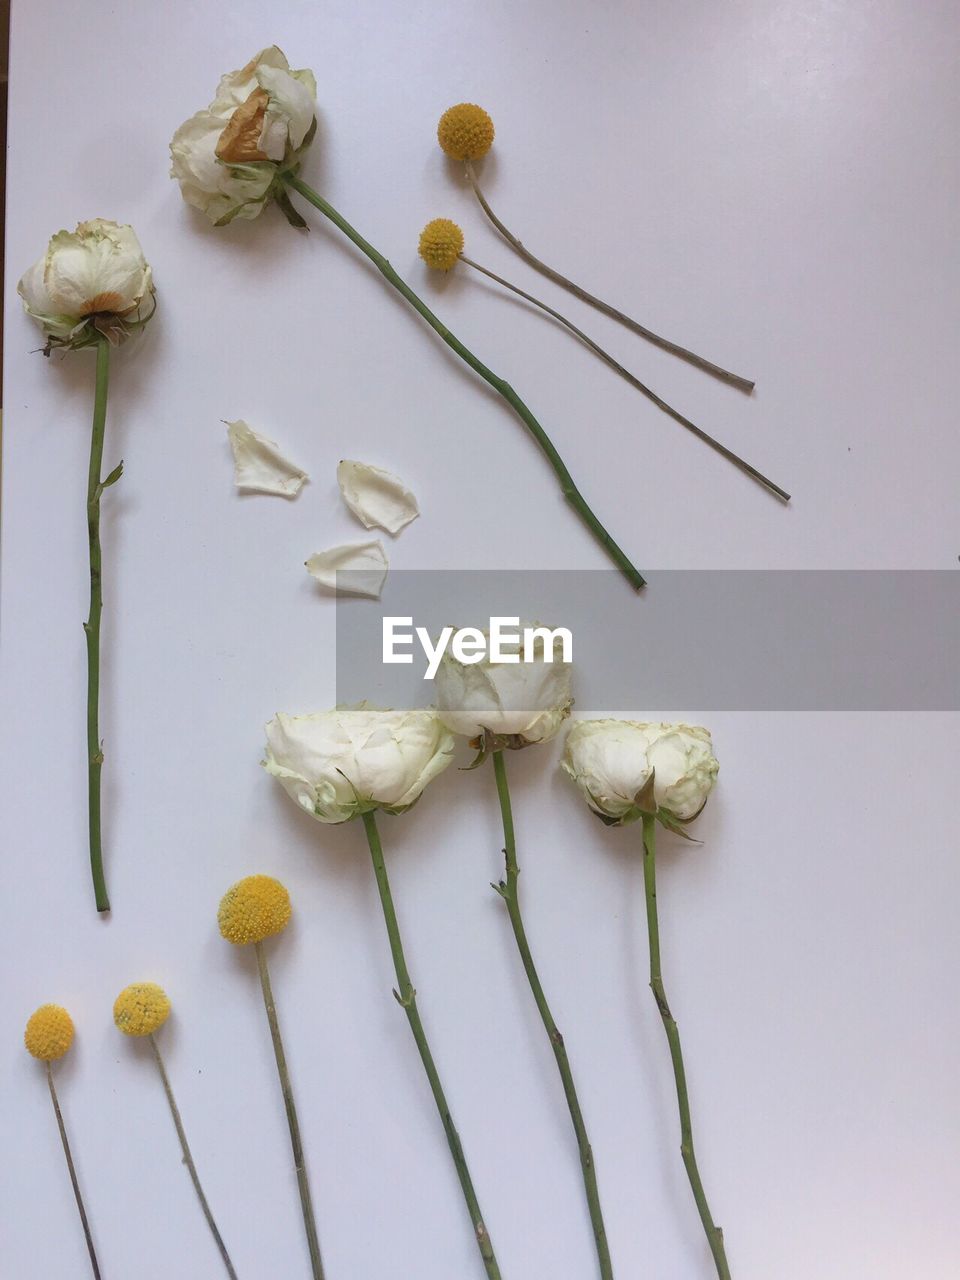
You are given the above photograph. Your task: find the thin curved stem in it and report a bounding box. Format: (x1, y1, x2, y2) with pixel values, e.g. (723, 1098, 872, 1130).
(255, 942, 325, 1280)
(360, 810, 501, 1279)
(460, 256, 788, 502)
(46, 1063, 102, 1279)
(640, 816, 731, 1279)
(464, 159, 755, 395)
(282, 172, 645, 591)
(149, 1035, 238, 1279)
(491, 751, 613, 1279)
(84, 336, 118, 912)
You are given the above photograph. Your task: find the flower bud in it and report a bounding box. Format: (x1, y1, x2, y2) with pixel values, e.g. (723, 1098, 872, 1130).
(18, 220, 155, 352)
(263, 705, 454, 823)
(170, 46, 317, 225)
(562, 719, 718, 827)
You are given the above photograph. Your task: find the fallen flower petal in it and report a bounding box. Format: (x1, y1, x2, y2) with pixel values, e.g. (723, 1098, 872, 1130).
(305, 541, 388, 598)
(337, 459, 419, 534)
(226, 419, 308, 497)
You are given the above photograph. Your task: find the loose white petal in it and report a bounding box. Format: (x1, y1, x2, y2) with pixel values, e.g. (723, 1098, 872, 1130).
(305, 541, 388, 598)
(337, 460, 419, 535)
(226, 420, 308, 497)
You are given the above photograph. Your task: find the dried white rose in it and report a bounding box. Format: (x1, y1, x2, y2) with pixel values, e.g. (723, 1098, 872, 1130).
(170, 46, 317, 225)
(263, 705, 454, 822)
(561, 719, 719, 826)
(225, 420, 308, 497)
(435, 622, 572, 749)
(18, 220, 155, 352)
(337, 460, 419, 535)
(305, 541, 388, 598)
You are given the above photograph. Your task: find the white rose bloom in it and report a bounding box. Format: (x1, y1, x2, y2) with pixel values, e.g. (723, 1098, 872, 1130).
(562, 719, 718, 825)
(435, 623, 572, 748)
(263, 705, 454, 823)
(170, 46, 317, 225)
(18, 220, 155, 351)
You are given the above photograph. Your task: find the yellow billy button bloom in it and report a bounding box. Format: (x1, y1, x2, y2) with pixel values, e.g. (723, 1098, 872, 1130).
(217, 875, 324, 1278)
(25, 1004, 75, 1061)
(25, 1005, 102, 1277)
(418, 218, 464, 272)
(113, 982, 237, 1278)
(437, 103, 495, 161)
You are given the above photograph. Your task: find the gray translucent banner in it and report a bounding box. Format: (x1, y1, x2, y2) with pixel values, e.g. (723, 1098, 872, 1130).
(334, 571, 959, 711)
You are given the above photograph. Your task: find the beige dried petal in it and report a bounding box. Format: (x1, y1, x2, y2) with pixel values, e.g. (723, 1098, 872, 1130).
(305, 541, 388, 599)
(337, 460, 419, 535)
(216, 87, 271, 163)
(226, 420, 308, 497)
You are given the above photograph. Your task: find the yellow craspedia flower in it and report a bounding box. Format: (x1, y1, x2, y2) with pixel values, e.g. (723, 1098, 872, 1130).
(218, 874, 292, 946)
(113, 982, 171, 1037)
(24, 1004, 75, 1061)
(437, 103, 495, 161)
(418, 219, 465, 272)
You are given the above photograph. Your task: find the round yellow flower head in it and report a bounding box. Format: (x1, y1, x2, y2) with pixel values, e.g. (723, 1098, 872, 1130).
(418, 219, 465, 272)
(437, 103, 495, 161)
(113, 983, 171, 1037)
(24, 1005, 75, 1061)
(218, 874, 292, 946)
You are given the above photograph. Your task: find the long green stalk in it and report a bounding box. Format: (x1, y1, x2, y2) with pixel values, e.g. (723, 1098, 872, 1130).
(360, 811, 501, 1279)
(83, 336, 120, 912)
(640, 815, 730, 1278)
(491, 751, 613, 1278)
(46, 1063, 102, 1279)
(282, 172, 645, 592)
(255, 941, 325, 1279)
(149, 1035, 238, 1278)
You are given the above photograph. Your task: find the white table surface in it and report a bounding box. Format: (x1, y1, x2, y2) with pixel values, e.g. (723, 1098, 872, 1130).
(2, 2, 958, 1277)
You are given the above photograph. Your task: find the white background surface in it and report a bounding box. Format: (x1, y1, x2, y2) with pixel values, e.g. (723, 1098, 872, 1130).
(2, 2, 959, 1277)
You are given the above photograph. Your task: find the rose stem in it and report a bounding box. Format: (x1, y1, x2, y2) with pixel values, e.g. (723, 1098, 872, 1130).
(84, 336, 121, 912)
(491, 750, 614, 1279)
(148, 1034, 238, 1279)
(640, 815, 731, 1279)
(281, 172, 645, 592)
(360, 810, 502, 1280)
(46, 1062, 102, 1279)
(463, 159, 755, 396)
(254, 941, 325, 1280)
(459, 255, 789, 503)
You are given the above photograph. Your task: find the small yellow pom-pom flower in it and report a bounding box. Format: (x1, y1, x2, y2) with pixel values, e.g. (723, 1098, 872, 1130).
(24, 1004, 75, 1061)
(113, 982, 171, 1037)
(437, 103, 495, 161)
(418, 219, 465, 272)
(218, 874, 292, 946)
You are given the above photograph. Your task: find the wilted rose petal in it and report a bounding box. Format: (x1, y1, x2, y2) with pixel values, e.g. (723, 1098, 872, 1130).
(305, 540, 388, 598)
(337, 459, 419, 535)
(226, 420, 308, 497)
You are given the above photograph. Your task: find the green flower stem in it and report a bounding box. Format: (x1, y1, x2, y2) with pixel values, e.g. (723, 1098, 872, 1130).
(640, 815, 731, 1279)
(148, 1034, 238, 1279)
(491, 750, 613, 1280)
(46, 1062, 102, 1280)
(282, 172, 645, 592)
(360, 810, 502, 1280)
(463, 158, 755, 396)
(83, 336, 119, 912)
(459, 255, 789, 503)
(255, 940, 325, 1280)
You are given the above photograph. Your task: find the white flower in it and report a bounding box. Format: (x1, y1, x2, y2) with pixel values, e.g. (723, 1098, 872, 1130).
(170, 46, 317, 225)
(337, 460, 419, 535)
(263, 706, 455, 823)
(561, 719, 718, 825)
(305, 541, 388, 598)
(226, 420, 308, 496)
(18, 220, 155, 351)
(435, 623, 572, 747)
